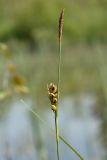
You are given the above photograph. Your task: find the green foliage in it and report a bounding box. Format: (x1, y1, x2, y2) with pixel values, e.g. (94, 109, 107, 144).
(0, 0, 107, 43)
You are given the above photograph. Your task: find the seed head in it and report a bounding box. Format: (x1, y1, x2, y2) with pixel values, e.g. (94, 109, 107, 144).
(47, 82, 58, 112)
(48, 83, 57, 94)
(59, 9, 64, 42)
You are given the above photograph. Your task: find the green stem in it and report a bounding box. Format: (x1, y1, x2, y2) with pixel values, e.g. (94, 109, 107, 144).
(55, 111, 60, 160)
(59, 136, 84, 160)
(55, 31, 62, 160)
(21, 99, 84, 160)
(58, 39, 62, 96)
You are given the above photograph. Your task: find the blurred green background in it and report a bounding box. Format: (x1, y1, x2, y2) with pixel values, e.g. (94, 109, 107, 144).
(0, 0, 107, 160)
(0, 0, 107, 43)
(0, 0, 107, 97)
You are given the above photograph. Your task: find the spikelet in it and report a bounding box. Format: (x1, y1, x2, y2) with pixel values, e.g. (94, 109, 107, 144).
(47, 83, 58, 112)
(59, 9, 64, 42)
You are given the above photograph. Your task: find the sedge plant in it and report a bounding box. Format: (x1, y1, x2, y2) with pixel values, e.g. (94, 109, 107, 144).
(21, 9, 84, 160)
(47, 10, 84, 160)
(47, 9, 64, 160)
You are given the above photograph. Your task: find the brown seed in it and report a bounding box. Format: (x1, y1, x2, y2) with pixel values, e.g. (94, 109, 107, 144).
(47, 82, 58, 112)
(51, 105, 57, 112)
(52, 98, 57, 104)
(48, 83, 57, 94)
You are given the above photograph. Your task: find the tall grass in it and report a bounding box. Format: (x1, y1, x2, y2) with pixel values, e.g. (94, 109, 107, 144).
(55, 9, 64, 160)
(47, 10, 84, 160)
(21, 10, 84, 160)
(48, 9, 64, 160)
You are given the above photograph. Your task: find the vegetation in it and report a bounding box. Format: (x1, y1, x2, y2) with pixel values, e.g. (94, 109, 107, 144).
(0, 9, 85, 160)
(0, 0, 107, 44)
(0, 0, 107, 159)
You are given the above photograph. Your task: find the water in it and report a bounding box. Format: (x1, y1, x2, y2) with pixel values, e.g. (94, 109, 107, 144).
(0, 101, 37, 160)
(0, 95, 103, 160)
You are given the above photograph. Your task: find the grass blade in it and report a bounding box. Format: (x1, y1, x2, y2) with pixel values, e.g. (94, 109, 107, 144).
(20, 99, 84, 160)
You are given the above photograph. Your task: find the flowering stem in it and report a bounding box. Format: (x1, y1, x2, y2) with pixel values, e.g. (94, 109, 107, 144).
(55, 111, 60, 160)
(55, 9, 64, 160)
(55, 31, 62, 160)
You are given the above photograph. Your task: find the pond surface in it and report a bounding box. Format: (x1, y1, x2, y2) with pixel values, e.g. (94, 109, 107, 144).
(0, 95, 103, 160)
